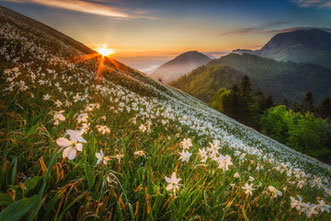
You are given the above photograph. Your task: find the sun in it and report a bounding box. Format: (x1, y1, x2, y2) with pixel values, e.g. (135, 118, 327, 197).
(95, 46, 115, 57)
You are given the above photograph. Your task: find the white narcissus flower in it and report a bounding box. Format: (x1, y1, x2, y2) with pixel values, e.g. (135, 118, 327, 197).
(165, 172, 182, 193)
(318, 200, 330, 213)
(242, 183, 255, 196)
(54, 99, 62, 107)
(198, 147, 208, 163)
(268, 186, 282, 198)
(207, 140, 221, 152)
(234, 172, 240, 178)
(96, 125, 110, 134)
(290, 196, 303, 211)
(178, 150, 192, 162)
(318, 200, 331, 213)
(180, 138, 192, 150)
(56, 129, 86, 160)
(139, 124, 147, 133)
(43, 94, 51, 100)
(95, 150, 109, 165)
(207, 140, 221, 159)
(65, 100, 72, 107)
(53, 110, 65, 125)
(77, 113, 88, 124)
(297, 180, 305, 189)
(217, 154, 233, 171)
(307, 204, 319, 218)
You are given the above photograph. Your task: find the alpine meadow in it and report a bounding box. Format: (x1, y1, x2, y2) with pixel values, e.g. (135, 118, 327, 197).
(0, 1, 331, 221)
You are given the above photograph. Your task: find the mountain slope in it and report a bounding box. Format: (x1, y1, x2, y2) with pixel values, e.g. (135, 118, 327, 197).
(233, 29, 331, 68)
(172, 53, 331, 103)
(0, 6, 330, 220)
(150, 51, 211, 83)
(171, 65, 244, 102)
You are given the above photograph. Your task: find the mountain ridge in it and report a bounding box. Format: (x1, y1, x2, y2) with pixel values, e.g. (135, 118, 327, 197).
(171, 53, 331, 104)
(150, 50, 211, 83)
(233, 29, 331, 68)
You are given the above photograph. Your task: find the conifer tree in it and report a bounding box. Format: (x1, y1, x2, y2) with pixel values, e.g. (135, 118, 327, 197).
(301, 91, 314, 113)
(317, 96, 331, 119)
(239, 75, 252, 99)
(281, 98, 289, 108)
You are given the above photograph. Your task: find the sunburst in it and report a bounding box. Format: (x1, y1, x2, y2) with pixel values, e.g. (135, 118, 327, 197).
(69, 44, 118, 80)
(95, 46, 115, 57)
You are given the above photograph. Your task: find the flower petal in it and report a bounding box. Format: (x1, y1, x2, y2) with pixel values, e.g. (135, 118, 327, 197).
(166, 184, 173, 191)
(78, 137, 87, 143)
(56, 137, 71, 147)
(66, 148, 77, 160)
(75, 143, 83, 152)
(165, 176, 172, 183)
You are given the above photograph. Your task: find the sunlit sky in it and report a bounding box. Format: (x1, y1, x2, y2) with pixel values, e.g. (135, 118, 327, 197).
(1, 0, 331, 71)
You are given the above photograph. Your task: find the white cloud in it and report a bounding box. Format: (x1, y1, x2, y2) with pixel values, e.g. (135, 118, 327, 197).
(292, 0, 331, 8)
(5, 0, 133, 18)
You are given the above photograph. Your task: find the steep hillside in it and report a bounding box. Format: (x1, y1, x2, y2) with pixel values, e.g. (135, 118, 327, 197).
(172, 53, 331, 103)
(171, 65, 244, 102)
(233, 29, 331, 68)
(0, 7, 330, 220)
(151, 51, 211, 83)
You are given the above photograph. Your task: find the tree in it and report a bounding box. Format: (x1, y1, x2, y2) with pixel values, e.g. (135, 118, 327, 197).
(260, 95, 274, 111)
(317, 96, 331, 119)
(239, 75, 253, 99)
(301, 91, 314, 113)
(231, 84, 240, 94)
(211, 87, 246, 122)
(260, 105, 289, 143)
(287, 112, 326, 152)
(293, 102, 300, 112)
(281, 98, 289, 108)
(211, 88, 227, 111)
(254, 88, 264, 100)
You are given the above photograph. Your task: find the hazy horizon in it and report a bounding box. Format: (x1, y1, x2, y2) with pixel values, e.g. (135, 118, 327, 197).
(1, 0, 330, 72)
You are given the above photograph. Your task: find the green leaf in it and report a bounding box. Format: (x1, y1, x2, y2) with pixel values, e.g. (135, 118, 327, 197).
(25, 122, 39, 138)
(0, 193, 14, 206)
(10, 158, 18, 185)
(0, 194, 38, 221)
(84, 164, 95, 191)
(43, 191, 64, 220)
(23, 176, 42, 194)
(57, 192, 86, 221)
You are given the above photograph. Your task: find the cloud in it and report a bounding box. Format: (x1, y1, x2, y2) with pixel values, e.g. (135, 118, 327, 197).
(138, 64, 160, 74)
(265, 26, 331, 34)
(220, 22, 331, 36)
(219, 21, 290, 36)
(205, 51, 231, 58)
(4, 0, 155, 19)
(291, 0, 331, 8)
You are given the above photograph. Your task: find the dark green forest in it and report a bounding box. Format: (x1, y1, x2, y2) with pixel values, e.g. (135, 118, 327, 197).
(171, 53, 331, 104)
(211, 76, 331, 163)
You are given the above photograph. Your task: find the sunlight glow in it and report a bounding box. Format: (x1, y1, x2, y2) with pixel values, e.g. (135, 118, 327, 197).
(95, 46, 115, 57)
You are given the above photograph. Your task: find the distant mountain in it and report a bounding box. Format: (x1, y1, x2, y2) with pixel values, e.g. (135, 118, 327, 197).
(171, 53, 331, 104)
(150, 51, 212, 83)
(233, 29, 331, 68)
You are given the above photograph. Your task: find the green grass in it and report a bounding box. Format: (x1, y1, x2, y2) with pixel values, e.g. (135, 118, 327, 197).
(0, 64, 330, 220)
